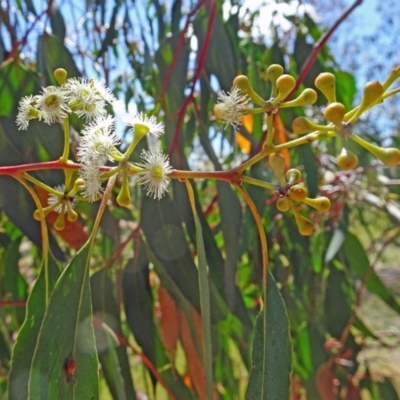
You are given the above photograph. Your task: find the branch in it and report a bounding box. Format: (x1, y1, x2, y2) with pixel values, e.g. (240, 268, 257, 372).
(286, 0, 363, 100)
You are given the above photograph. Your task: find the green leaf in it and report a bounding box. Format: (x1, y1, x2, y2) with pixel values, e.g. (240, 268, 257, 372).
(1, 236, 27, 326)
(246, 272, 292, 400)
(28, 242, 99, 400)
(37, 33, 81, 84)
(49, 2, 66, 42)
(343, 232, 400, 314)
(324, 228, 345, 264)
(185, 180, 214, 400)
(91, 269, 136, 400)
(193, 7, 236, 90)
(216, 181, 242, 309)
(140, 196, 201, 314)
(8, 255, 60, 400)
(0, 60, 37, 116)
(122, 242, 155, 378)
(335, 70, 356, 110)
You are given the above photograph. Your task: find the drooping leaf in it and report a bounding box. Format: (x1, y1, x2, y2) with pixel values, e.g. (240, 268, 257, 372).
(343, 232, 400, 314)
(91, 268, 136, 400)
(8, 254, 60, 400)
(37, 33, 81, 84)
(28, 242, 99, 400)
(324, 228, 345, 264)
(49, 2, 66, 42)
(1, 236, 27, 326)
(246, 272, 292, 400)
(216, 181, 242, 310)
(122, 239, 156, 383)
(0, 60, 37, 116)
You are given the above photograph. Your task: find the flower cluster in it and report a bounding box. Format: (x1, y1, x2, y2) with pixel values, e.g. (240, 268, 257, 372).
(16, 76, 115, 130)
(269, 153, 331, 236)
(16, 69, 173, 215)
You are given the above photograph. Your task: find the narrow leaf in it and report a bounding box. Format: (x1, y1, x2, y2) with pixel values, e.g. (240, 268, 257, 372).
(343, 232, 400, 314)
(91, 269, 136, 400)
(28, 242, 99, 400)
(185, 180, 213, 400)
(8, 255, 60, 400)
(246, 272, 292, 400)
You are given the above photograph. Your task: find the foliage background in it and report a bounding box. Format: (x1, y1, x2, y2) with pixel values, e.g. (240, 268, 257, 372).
(1, 0, 400, 399)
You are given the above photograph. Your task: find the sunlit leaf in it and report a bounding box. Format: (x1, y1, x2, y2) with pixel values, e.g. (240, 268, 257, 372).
(28, 242, 99, 400)
(8, 255, 60, 400)
(246, 272, 291, 400)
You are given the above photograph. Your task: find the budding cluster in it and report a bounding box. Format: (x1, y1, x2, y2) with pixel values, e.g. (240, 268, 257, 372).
(213, 65, 318, 130)
(289, 71, 400, 170)
(270, 154, 331, 236)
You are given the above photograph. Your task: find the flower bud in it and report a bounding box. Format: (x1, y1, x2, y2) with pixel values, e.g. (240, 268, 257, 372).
(303, 196, 331, 212)
(54, 68, 67, 85)
(350, 134, 400, 167)
(232, 75, 265, 106)
(54, 212, 66, 231)
(116, 174, 132, 207)
(293, 211, 314, 236)
(360, 81, 384, 109)
(374, 147, 400, 167)
(276, 197, 290, 212)
(337, 147, 358, 170)
(286, 169, 302, 184)
(292, 117, 319, 135)
(267, 64, 284, 82)
(275, 75, 296, 100)
(280, 89, 318, 108)
(323, 102, 346, 126)
(288, 184, 307, 202)
(269, 153, 286, 184)
(315, 73, 336, 103)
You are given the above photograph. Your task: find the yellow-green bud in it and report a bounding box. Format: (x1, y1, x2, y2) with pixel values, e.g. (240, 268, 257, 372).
(280, 89, 318, 108)
(303, 197, 331, 212)
(288, 184, 307, 202)
(323, 102, 346, 126)
(337, 147, 358, 170)
(54, 68, 68, 85)
(267, 64, 284, 82)
(269, 153, 286, 184)
(276, 197, 290, 212)
(315, 73, 336, 103)
(286, 169, 302, 184)
(292, 117, 316, 135)
(276, 75, 296, 100)
(232, 75, 265, 106)
(54, 212, 66, 231)
(360, 81, 384, 109)
(294, 212, 314, 236)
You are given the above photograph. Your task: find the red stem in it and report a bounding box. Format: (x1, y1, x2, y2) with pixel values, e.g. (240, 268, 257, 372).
(159, 0, 206, 103)
(168, 0, 217, 159)
(286, 0, 363, 100)
(0, 300, 26, 307)
(92, 317, 177, 400)
(0, 160, 112, 176)
(7, 0, 55, 61)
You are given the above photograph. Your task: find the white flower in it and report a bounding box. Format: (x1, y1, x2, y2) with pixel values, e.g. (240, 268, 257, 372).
(79, 164, 103, 202)
(35, 86, 70, 124)
(77, 116, 120, 166)
(47, 184, 76, 213)
(214, 86, 249, 129)
(16, 95, 38, 130)
(63, 77, 115, 121)
(136, 148, 173, 200)
(123, 112, 164, 137)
